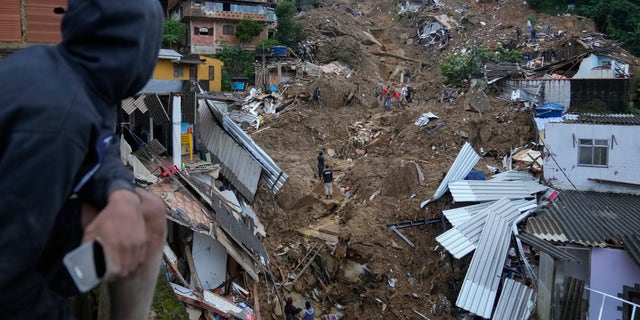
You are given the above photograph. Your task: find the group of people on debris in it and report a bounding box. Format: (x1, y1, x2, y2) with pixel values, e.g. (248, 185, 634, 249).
(376, 82, 413, 110)
(285, 297, 315, 320)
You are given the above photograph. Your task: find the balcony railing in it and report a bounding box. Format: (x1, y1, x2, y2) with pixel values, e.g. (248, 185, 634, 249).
(585, 286, 639, 320)
(181, 2, 276, 22)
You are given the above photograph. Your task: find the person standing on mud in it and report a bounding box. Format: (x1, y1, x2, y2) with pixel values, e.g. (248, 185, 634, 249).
(313, 87, 321, 106)
(317, 151, 325, 180)
(321, 165, 334, 199)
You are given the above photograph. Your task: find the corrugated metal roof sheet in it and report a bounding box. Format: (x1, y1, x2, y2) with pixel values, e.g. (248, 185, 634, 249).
(437, 199, 534, 259)
(139, 79, 186, 94)
(208, 186, 268, 262)
(448, 180, 537, 202)
(569, 113, 640, 125)
(134, 94, 148, 113)
(517, 233, 581, 263)
(122, 97, 137, 115)
(159, 48, 182, 60)
(526, 190, 640, 247)
(493, 278, 535, 320)
(622, 234, 640, 267)
(182, 91, 196, 123)
(421, 142, 480, 207)
(198, 105, 261, 202)
(144, 94, 171, 124)
(456, 198, 520, 319)
(490, 170, 536, 181)
(200, 100, 288, 194)
(443, 199, 536, 228)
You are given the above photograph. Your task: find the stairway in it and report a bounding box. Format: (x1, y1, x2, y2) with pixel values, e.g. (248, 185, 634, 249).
(285, 242, 324, 287)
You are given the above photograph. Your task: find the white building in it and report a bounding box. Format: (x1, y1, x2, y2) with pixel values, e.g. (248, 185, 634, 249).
(543, 114, 640, 194)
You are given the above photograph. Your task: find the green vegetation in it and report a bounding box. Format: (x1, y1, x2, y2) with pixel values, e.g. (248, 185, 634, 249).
(440, 51, 471, 86)
(527, 0, 640, 57)
(440, 45, 523, 86)
(526, 0, 567, 14)
(214, 46, 256, 90)
(275, 0, 306, 51)
(256, 38, 280, 49)
(235, 17, 264, 43)
(477, 46, 523, 63)
(297, 0, 321, 10)
(162, 19, 185, 49)
(576, 0, 640, 56)
(333, 49, 354, 64)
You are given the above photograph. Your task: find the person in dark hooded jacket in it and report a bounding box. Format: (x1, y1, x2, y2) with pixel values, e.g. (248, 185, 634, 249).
(0, 0, 166, 319)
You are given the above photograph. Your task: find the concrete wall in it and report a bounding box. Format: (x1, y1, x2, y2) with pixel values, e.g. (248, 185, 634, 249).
(589, 248, 640, 320)
(543, 122, 640, 194)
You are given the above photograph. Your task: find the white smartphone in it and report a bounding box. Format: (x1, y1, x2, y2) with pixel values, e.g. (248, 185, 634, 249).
(63, 240, 106, 293)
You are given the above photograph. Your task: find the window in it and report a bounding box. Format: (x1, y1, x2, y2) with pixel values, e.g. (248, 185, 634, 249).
(208, 66, 215, 80)
(194, 27, 213, 36)
(223, 25, 234, 35)
(173, 65, 183, 78)
(578, 139, 608, 166)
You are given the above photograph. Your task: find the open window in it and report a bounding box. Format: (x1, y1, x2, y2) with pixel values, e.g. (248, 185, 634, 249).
(578, 139, 608, 167)
(194, 27, 213, 36)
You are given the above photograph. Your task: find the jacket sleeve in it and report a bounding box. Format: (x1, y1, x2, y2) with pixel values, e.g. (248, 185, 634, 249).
(0, 131, 84, 318)
(79, 135, 136, 209)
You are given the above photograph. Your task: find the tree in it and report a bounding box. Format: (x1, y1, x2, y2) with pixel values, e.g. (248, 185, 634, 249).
(275, 0, 306, 51)
(577, 0, 640, 56)
(214, 46, 256, 90)
(235, 17, 264, 43)
(163, 19, 185, 49)
(440, 51, 471, 86)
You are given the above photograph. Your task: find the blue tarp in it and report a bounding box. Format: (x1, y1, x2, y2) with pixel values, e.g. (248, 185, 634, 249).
(536, 102, 564, 118)
(464, 170, 487, 181)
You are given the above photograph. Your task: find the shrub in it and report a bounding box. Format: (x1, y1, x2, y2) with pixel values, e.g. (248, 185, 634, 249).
(440, 51, 471, 86)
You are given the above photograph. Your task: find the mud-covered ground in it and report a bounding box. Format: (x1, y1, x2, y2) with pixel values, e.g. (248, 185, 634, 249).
(246, 0, 617, 318)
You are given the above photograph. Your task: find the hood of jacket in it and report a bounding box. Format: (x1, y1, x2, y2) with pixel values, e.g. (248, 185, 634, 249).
(59, 0, 164, 105)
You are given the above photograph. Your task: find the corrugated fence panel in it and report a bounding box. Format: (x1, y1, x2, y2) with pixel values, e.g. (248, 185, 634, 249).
(0, 0, 21, 42)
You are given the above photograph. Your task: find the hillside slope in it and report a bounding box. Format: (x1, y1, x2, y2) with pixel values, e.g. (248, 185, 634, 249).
(249, 0, 618, 319)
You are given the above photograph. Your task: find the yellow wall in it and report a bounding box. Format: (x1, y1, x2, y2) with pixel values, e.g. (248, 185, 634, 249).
(153, 59, 190, 80)
(197, 56, 224, 92)
(152, 56, 223, 92)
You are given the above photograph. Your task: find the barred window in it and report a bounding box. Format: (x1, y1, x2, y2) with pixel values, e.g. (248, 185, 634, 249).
(223, 25, 234, 35)
(173, 65, 184, 78)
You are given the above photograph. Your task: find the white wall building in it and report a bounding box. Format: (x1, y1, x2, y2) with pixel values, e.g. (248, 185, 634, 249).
(543, 114, 640, 194)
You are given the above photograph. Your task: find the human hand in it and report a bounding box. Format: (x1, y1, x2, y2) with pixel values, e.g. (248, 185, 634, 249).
(82, 189, 147, 278)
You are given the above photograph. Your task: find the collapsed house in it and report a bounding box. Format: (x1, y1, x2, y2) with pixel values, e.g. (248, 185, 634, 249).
(490, 45, 632, 115)
(118, 77, 289, 318)
(418, 112, 640, 319)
